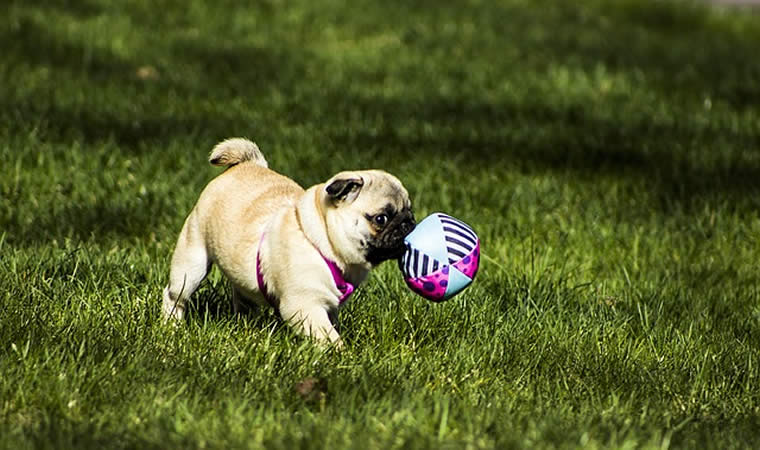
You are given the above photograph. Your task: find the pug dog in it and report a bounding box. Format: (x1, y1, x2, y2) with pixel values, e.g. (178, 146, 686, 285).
(161, 138, 416, 346)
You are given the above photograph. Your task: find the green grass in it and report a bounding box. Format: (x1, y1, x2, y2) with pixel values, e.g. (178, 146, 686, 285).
(2, 0, 760, 448)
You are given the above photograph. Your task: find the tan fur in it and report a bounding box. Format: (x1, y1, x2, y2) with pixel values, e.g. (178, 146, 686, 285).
(162, 138, 413, 347)
(208, 138, 268, 168)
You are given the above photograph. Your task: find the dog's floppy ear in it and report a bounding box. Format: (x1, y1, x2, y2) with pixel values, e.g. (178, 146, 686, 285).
(325, 175, 364, 203)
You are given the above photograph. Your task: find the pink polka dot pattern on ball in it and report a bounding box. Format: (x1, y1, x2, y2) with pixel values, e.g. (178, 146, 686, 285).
(404, 268, 448, 302)
(452, 242, 480, 280)
(403, 242, 481, 302)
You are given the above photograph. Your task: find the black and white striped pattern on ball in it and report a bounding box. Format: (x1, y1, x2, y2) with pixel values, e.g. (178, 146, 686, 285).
(402, 246, 442, 279)
(401, 213, 478, 279)
(437, 213, 478, 264)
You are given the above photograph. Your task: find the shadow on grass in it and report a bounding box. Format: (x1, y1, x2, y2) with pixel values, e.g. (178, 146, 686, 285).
(3, 0, 760, 247)
(182, 280, 285, 332)
(2, 14, 306, 152)
(13, 0, 104, 18)
(2, 13, 131, 78)
(325, 91, 760, 209)
(540, 1, 760, 109)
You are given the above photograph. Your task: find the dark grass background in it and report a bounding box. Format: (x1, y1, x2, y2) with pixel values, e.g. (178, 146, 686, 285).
(1, 0, 760, 448)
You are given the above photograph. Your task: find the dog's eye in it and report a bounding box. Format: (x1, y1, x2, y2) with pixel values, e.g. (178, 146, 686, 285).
(374, 214, 388, 226)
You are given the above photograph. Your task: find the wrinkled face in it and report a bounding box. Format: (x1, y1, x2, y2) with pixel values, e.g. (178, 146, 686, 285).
(323, 170, 416, 267)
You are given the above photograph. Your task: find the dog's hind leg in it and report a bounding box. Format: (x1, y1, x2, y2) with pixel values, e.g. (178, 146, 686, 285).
(162, 213, 210, 321)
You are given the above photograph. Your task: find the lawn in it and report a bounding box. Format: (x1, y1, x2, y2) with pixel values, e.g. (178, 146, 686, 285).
(2, 0, 760, 448)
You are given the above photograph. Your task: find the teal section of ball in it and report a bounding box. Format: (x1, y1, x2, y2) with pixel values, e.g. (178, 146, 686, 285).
(402, 213, 449, 266)
(443, 266, 472, 300)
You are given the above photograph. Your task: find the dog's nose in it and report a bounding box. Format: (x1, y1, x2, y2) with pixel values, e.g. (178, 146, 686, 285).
(401, 215, 416, 236)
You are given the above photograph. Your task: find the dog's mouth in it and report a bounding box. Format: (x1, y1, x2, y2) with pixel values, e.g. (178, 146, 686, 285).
(366, 242, 407, 266)
(365, 213, 416, 265)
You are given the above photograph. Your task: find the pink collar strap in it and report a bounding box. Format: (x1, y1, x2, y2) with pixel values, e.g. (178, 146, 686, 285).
(256, 233, 354, 307)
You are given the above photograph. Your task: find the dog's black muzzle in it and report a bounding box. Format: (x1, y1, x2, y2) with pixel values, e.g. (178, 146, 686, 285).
(366, 212, 416, 265)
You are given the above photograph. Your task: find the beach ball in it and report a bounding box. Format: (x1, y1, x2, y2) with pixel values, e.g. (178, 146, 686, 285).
(398, 212, 480, 302)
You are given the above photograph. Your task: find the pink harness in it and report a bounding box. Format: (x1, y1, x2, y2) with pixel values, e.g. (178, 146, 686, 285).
(256, 234, 355, 307)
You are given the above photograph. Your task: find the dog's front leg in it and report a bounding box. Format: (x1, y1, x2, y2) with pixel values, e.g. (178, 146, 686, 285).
(279, 301, 342, 348)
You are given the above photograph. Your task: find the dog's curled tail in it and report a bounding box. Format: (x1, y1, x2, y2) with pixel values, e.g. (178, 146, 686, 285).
(209, 138, 268, 168)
